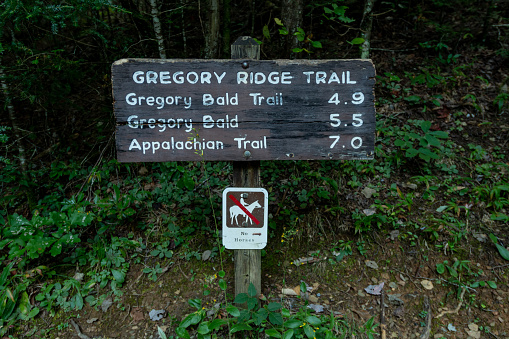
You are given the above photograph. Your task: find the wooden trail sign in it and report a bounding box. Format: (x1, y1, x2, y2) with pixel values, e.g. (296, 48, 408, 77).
(112, 59, 376, 162)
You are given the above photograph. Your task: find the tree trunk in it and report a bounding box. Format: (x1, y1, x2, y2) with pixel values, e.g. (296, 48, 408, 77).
(0, 62, 35, 208)
(204, 0, 220, 58)
(149, 0, 167, 59)
(360, 0, 376, 59)
(281, 0, 304, 55)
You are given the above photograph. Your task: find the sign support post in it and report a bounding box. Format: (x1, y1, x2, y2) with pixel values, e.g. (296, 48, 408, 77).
(231, 36, 261, 298)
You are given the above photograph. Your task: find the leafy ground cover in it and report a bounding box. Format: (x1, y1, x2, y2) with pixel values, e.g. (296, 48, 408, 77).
(1, 1, 509, 338)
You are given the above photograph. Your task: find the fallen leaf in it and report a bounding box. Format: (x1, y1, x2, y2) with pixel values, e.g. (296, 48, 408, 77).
(390, 230, 400, 241)
(281, 288, 298, 296)
(365, 260, 379, 269)
(402, 182, 417, 190)
(421, 280, 434, 290)
(363, 208, 376, 216)
(393, 306, 405, 318)
(361, 187, 376, 199)
(473, 233, 487, 242)
(447, 323, 457, 332)
(307, 304, 324, 313)
(131, 307, 145, 322)
(307, 294, 319, 303)
(364, 282, 384, 295)
(202, 250, 211, 261)
(86, 318, 98, 324)
(101, 298, 113, 313)
(387, 294, 404, 305)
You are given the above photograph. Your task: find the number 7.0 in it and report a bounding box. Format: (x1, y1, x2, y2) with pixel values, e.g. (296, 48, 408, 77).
(329, 135, 340, 148)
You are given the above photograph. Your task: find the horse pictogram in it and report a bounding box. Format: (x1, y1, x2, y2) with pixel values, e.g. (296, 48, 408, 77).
(229, 200, 262, 226)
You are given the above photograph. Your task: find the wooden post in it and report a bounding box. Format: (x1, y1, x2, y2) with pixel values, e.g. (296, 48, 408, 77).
(231, 36, 261, 298)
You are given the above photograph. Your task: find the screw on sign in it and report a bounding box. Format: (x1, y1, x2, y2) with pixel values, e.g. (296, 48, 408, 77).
(222, 188, 268, 249)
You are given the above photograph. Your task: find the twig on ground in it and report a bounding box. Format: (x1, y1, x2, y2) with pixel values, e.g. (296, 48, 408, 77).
(123, 304, 131, 322)
(435, 287, 466, 319)
(420, 296, 431, 339)
(393, 268, 422, 291)
(70, 319, 91, 339)
(491, 263, 509, 270)
(178, 264, 190, 280)
(380, 290, 386, 339)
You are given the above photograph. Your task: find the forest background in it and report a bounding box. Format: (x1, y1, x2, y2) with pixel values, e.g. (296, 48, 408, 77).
(0, 0, 509, 338)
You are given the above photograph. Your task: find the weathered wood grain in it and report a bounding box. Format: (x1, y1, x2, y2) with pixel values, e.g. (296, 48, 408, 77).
(112, 58, 376, 162)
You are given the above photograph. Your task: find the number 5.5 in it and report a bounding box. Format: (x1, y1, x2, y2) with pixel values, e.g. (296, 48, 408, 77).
(330, 114, 341, 127)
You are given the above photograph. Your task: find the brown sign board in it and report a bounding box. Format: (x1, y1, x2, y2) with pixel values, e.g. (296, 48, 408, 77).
(112, 58, 376, 162)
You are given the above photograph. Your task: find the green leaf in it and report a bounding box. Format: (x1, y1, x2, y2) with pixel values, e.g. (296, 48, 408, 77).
(263, 25, 271, 40)
(311, 40, 322, 48)
(188, 298, 201, 309)
(197, 322, 210, 335)
(49, 241, 63, 256)
(436, 263, 445, 274)
(218, 270, 225, 278)
(405, 148, 419, 158)
(489, 233, 498, 244)
(487, 281, 497, 289)
(284, 319, 302, 329)
(268, 302, 282, 312)
(495, 243, 509, 261)
(230, 323, 253, 333)
(111, 269, 125, 283)
(303, 324, 315, 338)
(436, 206, 448, 212)
(394, 139, 407, 147)
(254, 308, 268, 325)
(75, 293, 84, 310)
(420, 120, 432, 133)
(404, 95, 421, 103)
(9, 213, 30, 228)
(218, 279, 227, 291)
(305, 315, 321, 326)
(158, 326, 167, 339)
(175, 327, 190, 339)
(350, 37, 365, 45)
(0, 262, 13, 286)
(275, 18, 283, 26)
(208, 318, 227, 331)
(283, 329, 295, 339)
(26, 307, 40, 319)
(269, 312, 283, 325)
(431, 131, 449, 139)
(247, 297, 258, 311)
(418, 147, 439, 160)
(265, 328, 282, 338)
(226, 304, 240, 317)
(447, 265, 458, 277)
(234, 293, 248, 304)
(425, 134, 442, 148)
(181, 313, 202, 328)
(248, 283, 257, 297)
(19, 292, 30, 315)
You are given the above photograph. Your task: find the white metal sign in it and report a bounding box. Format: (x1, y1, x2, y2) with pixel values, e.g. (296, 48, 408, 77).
(222, 187, 268, 249)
